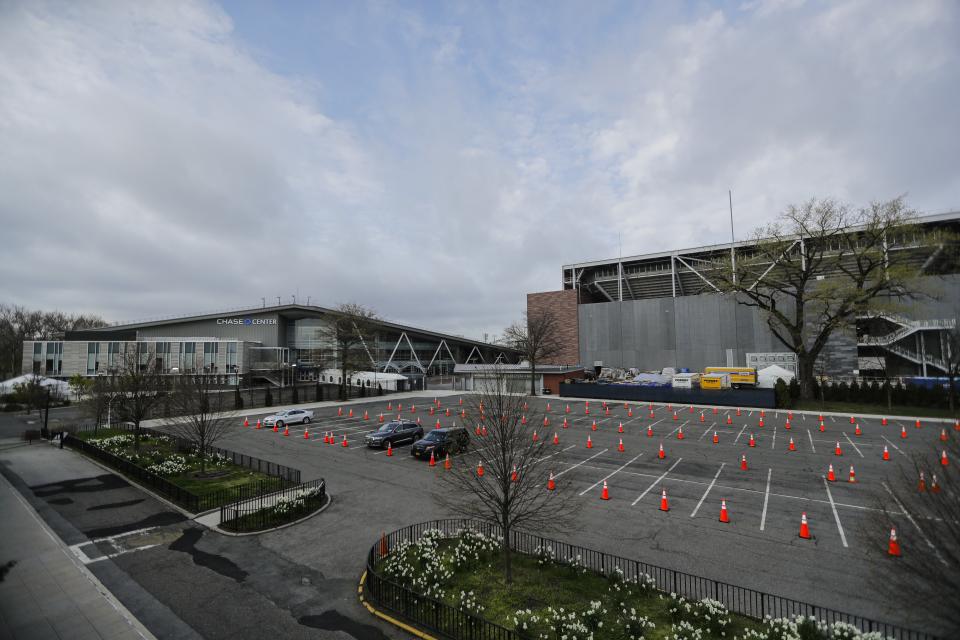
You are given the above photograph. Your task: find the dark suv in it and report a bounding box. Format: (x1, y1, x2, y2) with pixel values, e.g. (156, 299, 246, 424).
(364, 420, 424, 449)
(410, 427, 469, 459)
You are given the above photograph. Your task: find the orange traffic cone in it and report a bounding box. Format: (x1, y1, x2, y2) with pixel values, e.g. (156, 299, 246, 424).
(601, 481, 610, 500)
(799, 512, 811, 539)
(690, 406, 695, 414)
(787, 411, 793, 420)
(338, 407, 343, 416)
(341, 434, 348, 447)
(835, 441, 843, 456)
(827, 464, 836, 482)
(521, 415, 527, 425)
(850, 416, 856, 424)
(719, 499, 730, 523)
(256, 419, 262, 430)
(243, 417, 249, 427)
(618, 438, 625, 452)
(761, 409, 766, 418)
(901, 426, 907, 439)
(882, 445, 890, 461)
(915, 419, 922, 428)
(628, 408, 633, 417)
(477, 461, 484, 477)
(553, 432, 559, 445)
(348, 409, 354, 418)
(429, 451, 436, 467)
(363, 410, 369, 420)
(532, 431, 539, 442)
(785, 420, 791, 430)
(304, 428, 310, 440)
(659, 489, 669, 511)
(726, 416, 733, 425)
(677, 427, 685, 440)
(283, 426, 289, 436)
(565, 404, 570, 414)
(700, 413, 705, 423)
(854, 423, 862, 436)
(649, 410, 656, 419)
(955, 419, 960, 431)
(819, 422, 826, 432)
(429, 407, 435, 416)
(713, 431, 719, 444)
(379, 413, 385, 423)
(713, 407, 719, 415)
(759, 418, 765, 428)
(618, 422, 624, 433)
(562, 418, 569, 429)
(273, 423, 278, 433)
(547, 472, 556, 491)
(736, 408, 742, 416)
(940, 428, 948, 442)
(673, 412, 678, 421)
(435, 420, 442, 430)
(848, 465, 856, 483)
(931, 474, 941, 493)
(586, 436, 593, 449)
(818, 414, 823, 422)
(740, 455, 748, 471)
(789, 437, 796, 451)
(386, 442, 393, 457)
(544, 416, 550, 427)
(918, 471, 927, 492)
(749, 434, 756, 447)
(481, 425, 487, 437)
(658, 444, 665, 459)
(647, 425, 653, 437)
(882, 417, 888, 426)
(941, 450, 950, 466)
(888, 528, 901, 557)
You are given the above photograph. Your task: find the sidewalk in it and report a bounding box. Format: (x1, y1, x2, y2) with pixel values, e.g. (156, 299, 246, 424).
(0, 457, 157, 640)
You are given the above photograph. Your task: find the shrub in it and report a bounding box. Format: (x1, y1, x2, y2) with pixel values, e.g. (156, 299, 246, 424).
(788, 378, 800, 402)
(774, 379, 790, 408)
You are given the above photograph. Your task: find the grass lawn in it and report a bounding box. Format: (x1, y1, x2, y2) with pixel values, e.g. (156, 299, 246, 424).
(378, 533, 763, 640)
(74, 428, 285, 499)
(792, 400, 957, 419)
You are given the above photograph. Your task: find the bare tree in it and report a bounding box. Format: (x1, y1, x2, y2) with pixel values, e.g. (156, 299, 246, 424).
(81, 377, 114, 433)
(164, 375, 231, 474)
(0, 304, 105, 379)
(433, 367, 580, 583)
(712, 197, 927, 400)
(114, 347, 164, 453)
(864, 433, 960, 637)
(943, 319, 960, 417)
(502, 309, 562, 396)
(323, 303, 379, 401)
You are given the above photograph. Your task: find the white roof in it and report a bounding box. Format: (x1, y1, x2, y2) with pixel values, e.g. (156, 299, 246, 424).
(0, 374, 71, 394)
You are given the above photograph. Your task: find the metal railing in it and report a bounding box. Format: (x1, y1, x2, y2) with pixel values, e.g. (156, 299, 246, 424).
(219, 478, 326, 532)
(62, 424, 301, 512)
(364, 519, 937, 640)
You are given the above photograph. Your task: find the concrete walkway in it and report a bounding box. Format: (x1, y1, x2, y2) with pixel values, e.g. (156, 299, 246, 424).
(0, 448, 157, 640)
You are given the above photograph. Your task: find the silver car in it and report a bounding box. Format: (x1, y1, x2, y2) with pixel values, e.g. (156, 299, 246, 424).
(263, 409, 314, 427)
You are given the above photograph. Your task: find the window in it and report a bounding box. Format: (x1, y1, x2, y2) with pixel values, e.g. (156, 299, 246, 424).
(32, 343, 41, 374)
(108, 342, 121, 369)
(137, 342, 151, 371)
(45, 342, 62, 375)
(226, 342, 237, 372)
(180, 342, 196, 372)
(203, 342, 218, 372)
(155, 342, 171, 372)
(86, 342, 100, 375)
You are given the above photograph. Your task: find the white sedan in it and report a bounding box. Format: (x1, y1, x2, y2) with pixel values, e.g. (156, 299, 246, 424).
(262, 409, 314, 427)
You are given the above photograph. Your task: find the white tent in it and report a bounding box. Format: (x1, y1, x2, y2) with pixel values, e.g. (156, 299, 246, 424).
(757, 365, 795, 388)
(0, 374, 71, 397)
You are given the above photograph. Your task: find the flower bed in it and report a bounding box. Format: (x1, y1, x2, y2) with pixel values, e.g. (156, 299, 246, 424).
(373, 528, 896, 640)
(220, 484, 326, 533)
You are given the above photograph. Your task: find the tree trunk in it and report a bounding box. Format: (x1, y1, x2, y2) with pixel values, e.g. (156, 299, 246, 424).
(134, 422, 141, 454)
(797, 355, 817, 401)
(502, 525, 513, 584)
(529, 360, 537, 397)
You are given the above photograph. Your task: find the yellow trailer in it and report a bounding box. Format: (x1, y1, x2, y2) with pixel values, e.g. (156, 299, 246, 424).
(703, 367, 757, 389)
(700, 373, 730, 390)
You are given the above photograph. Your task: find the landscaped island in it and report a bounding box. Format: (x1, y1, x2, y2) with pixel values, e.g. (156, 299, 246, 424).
(372, 527, 896, 640)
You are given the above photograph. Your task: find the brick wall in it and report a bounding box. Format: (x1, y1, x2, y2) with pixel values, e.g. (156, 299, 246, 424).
(527, 290, 580, 366)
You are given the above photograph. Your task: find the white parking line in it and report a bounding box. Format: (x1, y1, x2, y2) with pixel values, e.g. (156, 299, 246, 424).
(771, 425, 777, 450)
(690, 463, 725, 518)
(760, 468, 772, 531)
(579, 453, 644, 496)
(882, 482, 947, 566)
(530, 444, 577, 467)
(842, 432, 864, 458)
(806, 429, 816, 453)
(823, 477, 848, 547)
(881, 435, 905, 456)
(698, 422, 717, 441)
(554, 449, 609, 478)
(733, 424, 748, 444)
(631, 458, 683, 506)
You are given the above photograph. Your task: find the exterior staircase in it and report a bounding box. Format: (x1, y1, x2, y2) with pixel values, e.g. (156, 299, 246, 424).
(858, 315, 955, 373)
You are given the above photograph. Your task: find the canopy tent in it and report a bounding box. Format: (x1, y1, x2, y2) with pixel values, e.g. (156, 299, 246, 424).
(757, 365, 796, 388)
(0, 374, 71, 397)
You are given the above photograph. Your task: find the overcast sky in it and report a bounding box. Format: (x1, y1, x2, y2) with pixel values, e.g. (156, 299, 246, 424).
(1, 0, 958, 340)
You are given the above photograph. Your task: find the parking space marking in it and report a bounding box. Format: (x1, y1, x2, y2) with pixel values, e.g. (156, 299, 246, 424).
(882, 481, 947, 566)
(881, 435, 905, 456)
(531, 444, 577, 468)
(771, 425, 777, 450)
(842, 432, 864, 458)
(823, 477, 848, 547)
(554, 449, 608, 478)
(733, 424, 748, 444)
(698, 422, 717, 441)
(806, 429, 816, 453)
(630, 458, 683, 506)
(579, 453, 644, 496)
(760, 468, 772, 531)
(690, 463, 725, 518)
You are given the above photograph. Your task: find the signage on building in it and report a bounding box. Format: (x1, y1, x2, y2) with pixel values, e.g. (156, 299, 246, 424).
(217, 318, 277, 326)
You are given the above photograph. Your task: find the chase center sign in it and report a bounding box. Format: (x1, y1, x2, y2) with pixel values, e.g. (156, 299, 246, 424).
(217, 318, 278, 326)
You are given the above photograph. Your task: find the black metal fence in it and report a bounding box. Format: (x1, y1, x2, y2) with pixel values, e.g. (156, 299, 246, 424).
(364, 519, 937, 640)
(62, 424, 301, 513)
(559, 382, 777, 409)
(219, 478, 326, 532)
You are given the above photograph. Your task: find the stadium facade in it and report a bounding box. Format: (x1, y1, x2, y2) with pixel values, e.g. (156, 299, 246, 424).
(530, 211, 960, 379)
(21, 304, 519, 390)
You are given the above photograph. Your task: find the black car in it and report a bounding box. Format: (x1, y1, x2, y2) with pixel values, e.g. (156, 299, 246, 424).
(364, 420, 424, 449)
(410, 427, 470, 459)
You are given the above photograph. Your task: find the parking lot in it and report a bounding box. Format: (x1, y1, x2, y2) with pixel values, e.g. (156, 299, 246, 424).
(200, 394, 952, 635)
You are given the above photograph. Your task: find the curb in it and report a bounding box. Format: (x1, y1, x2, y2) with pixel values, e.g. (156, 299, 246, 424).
(357, 570, 438, 640)
(211, 493, 332, 537)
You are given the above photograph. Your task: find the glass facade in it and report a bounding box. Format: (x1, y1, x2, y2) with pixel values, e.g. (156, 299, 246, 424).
(108, 342, 121, 369)
(45, 342, 62, 375)
(226, 342, 238, 372)
(156, 342, 171, 372)
(203, 342, 218, 372)
(32, 343, 42, 374)
(180, 342, 195, 372)
(86, 342, 100, 375)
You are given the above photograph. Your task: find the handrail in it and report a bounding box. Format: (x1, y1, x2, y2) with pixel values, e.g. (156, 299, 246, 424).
(363, 519, 938, 640)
